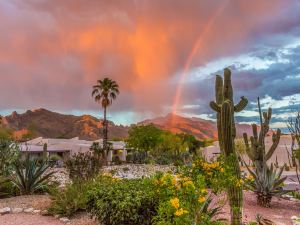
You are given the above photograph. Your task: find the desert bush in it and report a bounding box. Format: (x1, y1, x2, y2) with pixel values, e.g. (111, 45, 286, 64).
(86, 172, 223, 225)
(0, 176, 17, 198)
(65, 152, 101, 181)
(125, 152, 133, 162)
(87, 177, 158, 225)
(112, 155, 121, 165)
(0, 140, 19, 176)
(10, 157, 55, 195)
(0, 176, 9, 198)
(48, 180, 94, 216)
(152, 173, 224, 225)
(131, 151, 150, 164)
(181, 157, 238, 193)
(49, 154, 62, 162)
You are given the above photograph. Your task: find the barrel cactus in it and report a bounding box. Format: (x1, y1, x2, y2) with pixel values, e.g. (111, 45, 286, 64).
(210, 68, 248, 225)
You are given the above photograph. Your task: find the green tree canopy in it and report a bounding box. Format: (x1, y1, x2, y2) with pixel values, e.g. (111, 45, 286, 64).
(126, 124, 163, 152)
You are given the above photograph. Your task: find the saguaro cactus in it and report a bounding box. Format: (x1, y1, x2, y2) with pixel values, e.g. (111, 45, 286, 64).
(210, 68, 248, 152)
(210, 68, 248, 225)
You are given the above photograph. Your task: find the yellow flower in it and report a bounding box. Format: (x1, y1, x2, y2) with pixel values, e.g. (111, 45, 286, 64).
(102, 172, 112, 177)
(200, 189, 207, 194)
(198, 196, 206, 203)
(220, 168, 225, 173)
(170, 198, 180, 209)
(174, 208, 188, 216)
(236, 179, 244, 187)
(247, 174, 254, 181)
(172, 176, 178, 186)
(183, 180, 195, 189)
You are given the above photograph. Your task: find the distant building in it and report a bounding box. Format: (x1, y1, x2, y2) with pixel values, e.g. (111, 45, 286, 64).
(202, 135, 297, 165)
(20, 137, 127, 162)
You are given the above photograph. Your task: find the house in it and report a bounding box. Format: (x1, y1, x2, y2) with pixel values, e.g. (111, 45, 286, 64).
(20, 137, 128, 162)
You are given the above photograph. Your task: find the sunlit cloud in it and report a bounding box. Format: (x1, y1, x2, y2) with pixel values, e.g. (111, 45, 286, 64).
(0, 0, 299, 125)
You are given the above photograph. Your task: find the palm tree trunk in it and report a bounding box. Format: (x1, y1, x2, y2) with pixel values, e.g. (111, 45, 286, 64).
(103, 106, 108, 165)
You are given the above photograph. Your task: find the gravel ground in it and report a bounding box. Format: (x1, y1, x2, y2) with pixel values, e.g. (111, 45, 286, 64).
(0, 195, 52, 210)
(219, 191, 300, 225)
(0, 213, 65, 225)
(0, 195, 97, 225)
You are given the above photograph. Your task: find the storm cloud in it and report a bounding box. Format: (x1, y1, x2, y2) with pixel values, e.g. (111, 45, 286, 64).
(0, 0, 299, 124)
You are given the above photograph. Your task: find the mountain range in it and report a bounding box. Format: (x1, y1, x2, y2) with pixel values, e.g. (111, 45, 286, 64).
(0, 108, 253, 141)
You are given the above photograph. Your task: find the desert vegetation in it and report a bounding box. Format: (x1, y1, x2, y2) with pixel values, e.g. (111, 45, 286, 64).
(1, 69, 300, 225)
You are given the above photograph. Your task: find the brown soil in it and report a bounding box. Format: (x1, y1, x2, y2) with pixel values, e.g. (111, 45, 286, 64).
(0, 195, 97, 225)
(218, 191, 300, 225)
(0, 195, 52, 210)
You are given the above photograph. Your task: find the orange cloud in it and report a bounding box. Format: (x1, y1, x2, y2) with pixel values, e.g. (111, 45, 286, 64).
(0, 0, 289, 114)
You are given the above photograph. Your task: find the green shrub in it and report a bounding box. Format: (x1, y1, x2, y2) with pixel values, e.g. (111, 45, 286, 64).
(125, 152, 133, 162)
(65, 152, 100, 181)
(49, 154, 62, 162)
(87, 177, 159, 225)
(0, 176, 9, 198)
(131, 151, 149, 164)
(291, 191, 300, 200)
(152, 173, 223, 225)
(10, 156, 55, 195)
(0, 140, 19, 176)
(112, 155, 121, 165)
(48, 180, 94, 217)
(0, 176, 17, 198)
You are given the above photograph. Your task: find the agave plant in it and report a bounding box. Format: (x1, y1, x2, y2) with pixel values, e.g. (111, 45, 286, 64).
(196, 194, 225, 224)
(245, 163, 287, 207)
(10, 156, 54, 195)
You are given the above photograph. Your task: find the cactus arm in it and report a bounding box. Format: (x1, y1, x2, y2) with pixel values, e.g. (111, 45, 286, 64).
(243, 133, 255, 161)
(215, 75, 223, 104)
(252, 124, 258, 142)
(234, 96, 248, 112)
(210, 101, 221, 112)
(223, 68, 233, 101)
(266, 129, 281, 161)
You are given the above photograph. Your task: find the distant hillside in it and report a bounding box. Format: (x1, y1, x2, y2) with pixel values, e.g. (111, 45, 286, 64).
(139, 113, 253, 140)
(0, 108, 129, 140)
(0, 109, 254, 141)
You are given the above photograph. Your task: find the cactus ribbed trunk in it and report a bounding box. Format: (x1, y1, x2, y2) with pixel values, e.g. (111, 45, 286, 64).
(222, 101, 243, 225)
(210, 68, 248, 225)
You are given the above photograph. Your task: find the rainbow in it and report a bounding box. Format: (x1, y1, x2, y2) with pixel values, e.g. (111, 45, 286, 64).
(171, 2, 227, 118)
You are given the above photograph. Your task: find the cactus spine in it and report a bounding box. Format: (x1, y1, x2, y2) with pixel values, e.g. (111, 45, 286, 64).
(210, 68, 248, 225)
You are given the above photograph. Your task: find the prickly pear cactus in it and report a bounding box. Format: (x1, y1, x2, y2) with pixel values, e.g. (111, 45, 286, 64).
(210, 68, 248, 225)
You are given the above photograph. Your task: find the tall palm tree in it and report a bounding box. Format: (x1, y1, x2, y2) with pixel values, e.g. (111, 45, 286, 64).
(92, 78, 119, 164)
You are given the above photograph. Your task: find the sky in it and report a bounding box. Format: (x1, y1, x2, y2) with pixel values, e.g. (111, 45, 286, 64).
(0, 0, 300, 127)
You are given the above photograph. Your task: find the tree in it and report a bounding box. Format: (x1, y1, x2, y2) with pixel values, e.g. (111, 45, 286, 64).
(176, 133, 202, 155)
(92, 78, 119, 164)
(126, 124, 162, 153)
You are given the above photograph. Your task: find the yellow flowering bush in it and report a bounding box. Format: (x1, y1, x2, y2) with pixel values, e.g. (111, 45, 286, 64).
(152, 172, 223, 225)
(181, 157, 243, 194)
